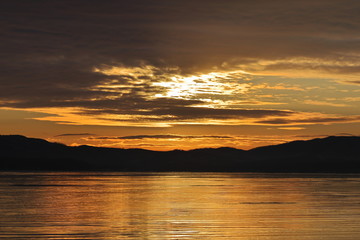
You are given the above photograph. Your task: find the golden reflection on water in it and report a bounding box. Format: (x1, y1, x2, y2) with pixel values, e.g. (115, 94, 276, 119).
(1, 172, 360, 239)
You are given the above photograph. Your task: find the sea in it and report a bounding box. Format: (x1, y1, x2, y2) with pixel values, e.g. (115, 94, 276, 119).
(1, 172, 360, 239)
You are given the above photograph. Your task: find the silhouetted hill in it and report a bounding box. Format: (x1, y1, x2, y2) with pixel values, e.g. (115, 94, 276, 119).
(0, 135, 359, 172)
(248, 136, 360, 172)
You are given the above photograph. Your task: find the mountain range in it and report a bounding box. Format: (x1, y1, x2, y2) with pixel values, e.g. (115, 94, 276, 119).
(0, 135, 359, 172)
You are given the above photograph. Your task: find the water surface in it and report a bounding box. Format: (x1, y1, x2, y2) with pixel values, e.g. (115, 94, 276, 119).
(1, 172, 360, 239)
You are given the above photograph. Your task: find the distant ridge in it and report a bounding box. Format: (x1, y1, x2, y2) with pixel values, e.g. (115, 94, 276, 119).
(0, 135, 359, 172)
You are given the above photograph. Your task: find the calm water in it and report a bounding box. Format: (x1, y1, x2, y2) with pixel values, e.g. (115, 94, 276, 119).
(1, 172, 360, 239)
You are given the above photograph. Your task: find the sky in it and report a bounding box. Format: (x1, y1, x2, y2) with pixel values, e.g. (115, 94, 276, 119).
(0, 0, 359, 150)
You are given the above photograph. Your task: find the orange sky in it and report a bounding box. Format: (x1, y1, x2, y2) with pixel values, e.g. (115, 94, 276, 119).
(0, 0, 359, 150)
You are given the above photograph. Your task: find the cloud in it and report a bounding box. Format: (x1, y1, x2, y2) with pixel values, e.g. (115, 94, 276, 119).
(294, 133, 359, 138)
(91, 135, 233, 140)
(258, 115, 360, 125)
(55, 133, 96, 137)
(148, 107, 293, 120)
(303, 100, 349, 107)
(345, 81, 360, 85)
(1, 0, 360, 127)
(335, 133, 357, 136)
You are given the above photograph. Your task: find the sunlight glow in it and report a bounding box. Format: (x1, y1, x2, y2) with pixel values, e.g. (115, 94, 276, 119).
(92, 65, 254, 108)
(152, 70, 252, 100)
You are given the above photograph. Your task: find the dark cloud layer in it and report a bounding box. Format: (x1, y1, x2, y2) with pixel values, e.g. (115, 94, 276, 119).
(1, 0, 360, 124)
(346, 81, 360, 85)
(87, 107, 293, 122)
(92, 135, 233, 140)
(258, 116, 360, 125)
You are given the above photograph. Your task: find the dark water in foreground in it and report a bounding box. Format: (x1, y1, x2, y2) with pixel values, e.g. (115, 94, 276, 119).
(1, 172, 360, 239)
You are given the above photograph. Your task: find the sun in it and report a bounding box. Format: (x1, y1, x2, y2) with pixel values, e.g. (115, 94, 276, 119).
(152, 70, 251, 100)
